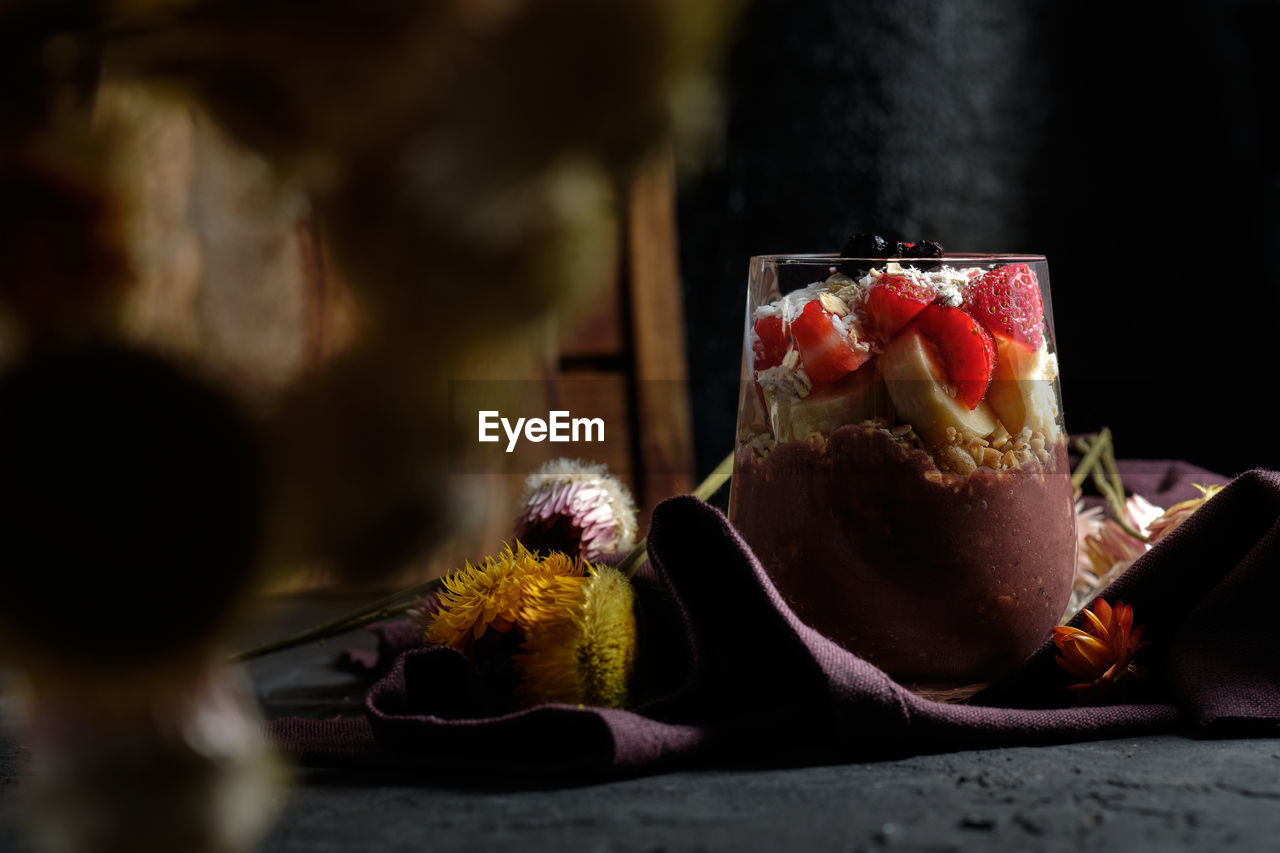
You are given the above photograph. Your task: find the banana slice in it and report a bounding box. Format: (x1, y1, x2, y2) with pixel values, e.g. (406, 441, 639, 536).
(878, 327, 997, 446)
(986, 340, 1061, 441)
(767, 367, 888, 442)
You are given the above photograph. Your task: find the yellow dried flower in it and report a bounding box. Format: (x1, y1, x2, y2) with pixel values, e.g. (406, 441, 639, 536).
(425, 543, 586, 649)
(517, 564, 636, 708)
(425, 543, 636, 708)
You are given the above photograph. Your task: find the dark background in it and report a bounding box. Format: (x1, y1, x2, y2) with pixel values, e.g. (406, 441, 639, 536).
(678, 0, 1280, 481)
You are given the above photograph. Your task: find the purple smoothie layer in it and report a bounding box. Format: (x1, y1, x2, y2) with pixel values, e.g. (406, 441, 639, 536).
(728, 424, 1076, 682)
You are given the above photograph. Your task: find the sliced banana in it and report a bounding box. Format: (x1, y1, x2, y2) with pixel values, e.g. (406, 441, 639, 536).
(986, 339, 1061, 441)
(878, 327, 997, 446)
(766, 366, 888, 442)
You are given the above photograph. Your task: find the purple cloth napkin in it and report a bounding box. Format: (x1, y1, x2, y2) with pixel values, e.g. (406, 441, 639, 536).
(267, 459, 1279, 776)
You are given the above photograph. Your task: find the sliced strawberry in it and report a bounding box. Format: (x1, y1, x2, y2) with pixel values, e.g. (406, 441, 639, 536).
(912, 304, 996, 409)
(963, 263, 1045, 350)
(862, 273, 937, 341)
(751, 315, 790, 370)
(790, 299, 869, 387)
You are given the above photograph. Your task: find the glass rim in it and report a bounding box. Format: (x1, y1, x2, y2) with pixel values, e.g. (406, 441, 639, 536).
(752, 252, 1047, 263)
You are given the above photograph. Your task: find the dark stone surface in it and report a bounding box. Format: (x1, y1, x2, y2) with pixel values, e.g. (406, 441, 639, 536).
(262, 737, 1280, 852)
(4, 596, 1278, 851)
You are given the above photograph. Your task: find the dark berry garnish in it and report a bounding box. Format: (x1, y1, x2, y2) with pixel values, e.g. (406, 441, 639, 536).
(839, 233, 945, 276)
(839, 233, 890, 259)
(905, 240, 944, 258)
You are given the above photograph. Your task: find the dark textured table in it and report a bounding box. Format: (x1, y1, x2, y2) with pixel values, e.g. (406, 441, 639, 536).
(3, 595, 1279, 852)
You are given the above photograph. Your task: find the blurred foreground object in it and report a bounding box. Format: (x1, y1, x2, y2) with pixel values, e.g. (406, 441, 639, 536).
(0, 151, 131, 348)
(18, 665, 284, 853)
(0, 345, 262, 674)
(98, 0, 730, 580)
(104, 0, 731, 339)
(0, 343, 279, 850)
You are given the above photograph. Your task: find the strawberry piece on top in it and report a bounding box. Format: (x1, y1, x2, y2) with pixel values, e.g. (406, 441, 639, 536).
(789, 299, 869, 387)
(862, 273, 937, 342)
(912, 303, 996, 409)
(963, 263, 1045, 350)
(751, 315, 790, 370)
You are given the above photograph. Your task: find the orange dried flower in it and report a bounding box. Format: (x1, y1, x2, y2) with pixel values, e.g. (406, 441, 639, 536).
(1052, 599, 1147, 697)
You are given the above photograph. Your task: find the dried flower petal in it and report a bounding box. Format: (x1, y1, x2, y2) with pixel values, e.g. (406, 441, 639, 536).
(514, 458, 638, 561)
(1120, 493, 1163, 536)
(1053, 599, 1147, 698)
(425, 543, 587, 650)
(516, 565, 636, 708)
(1067, 494, 1163, 619)
(424, 543, 636, 708)
(1146, 483, 1224, 544)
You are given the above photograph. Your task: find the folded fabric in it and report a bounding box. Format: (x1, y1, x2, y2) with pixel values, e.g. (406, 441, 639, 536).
(267, 460, 1280, 777)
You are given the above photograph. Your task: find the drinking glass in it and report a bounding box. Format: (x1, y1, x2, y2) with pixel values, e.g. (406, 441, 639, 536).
(728, 253, 1075, 684)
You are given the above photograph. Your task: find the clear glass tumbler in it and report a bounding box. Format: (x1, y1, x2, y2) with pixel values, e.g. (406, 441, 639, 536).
(729, 253, 1076, 684)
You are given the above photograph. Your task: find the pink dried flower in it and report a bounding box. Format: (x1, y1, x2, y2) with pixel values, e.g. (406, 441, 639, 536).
(1074, 500, 1105, 574)
(1078, 494, 1160, 579)
(1068, 494, 1163, 619)
(1120, 493, 1164, 536)
(513, 459, 637, 561)
(1080, 518, 1147, 576)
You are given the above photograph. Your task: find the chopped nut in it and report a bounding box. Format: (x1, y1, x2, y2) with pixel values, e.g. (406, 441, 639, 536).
(1030, 436, 1046, 453)
(833, 284, 863, 306)
(980, 447, 1003, 468)
(890, 424, 912, 438)
(939, 445, 977, 476)
(1001, 449, 1016, 468)
(989, 423, 1011, 449)
(819, 292, 850, 316)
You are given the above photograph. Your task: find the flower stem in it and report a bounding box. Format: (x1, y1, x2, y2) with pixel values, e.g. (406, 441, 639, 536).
(1071, 429, 1110, 492)
(230, 578, 441, 663)
(1071, 428, 1148, 543)
(232, 451, 738, 661)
